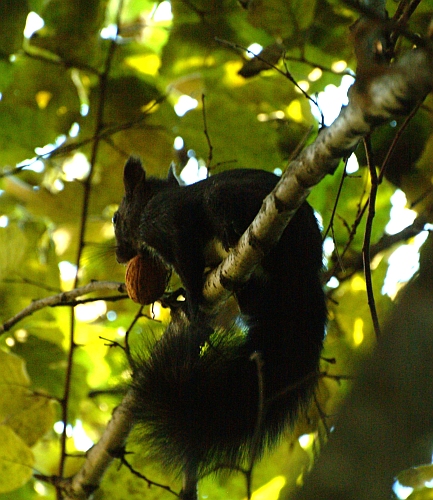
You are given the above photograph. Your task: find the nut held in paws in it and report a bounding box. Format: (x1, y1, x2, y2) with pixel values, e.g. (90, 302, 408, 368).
(125, 254, 170, 305)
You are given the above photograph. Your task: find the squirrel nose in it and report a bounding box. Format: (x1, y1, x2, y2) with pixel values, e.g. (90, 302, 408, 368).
(115, 248, 136, 264)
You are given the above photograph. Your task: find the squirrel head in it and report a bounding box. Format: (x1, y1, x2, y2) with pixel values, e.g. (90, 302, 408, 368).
(113, 156, 179, 264)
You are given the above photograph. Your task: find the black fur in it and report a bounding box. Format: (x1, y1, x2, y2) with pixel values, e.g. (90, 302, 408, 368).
(114, 157, 326, 476)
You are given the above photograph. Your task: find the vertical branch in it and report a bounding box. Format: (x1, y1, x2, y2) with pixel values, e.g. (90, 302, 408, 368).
(325, 173, 370, 282)
(322, 157, 349, 241)
(124, 305, 145, 364)
(180, 463, 198, 500)
(245, 352, 265, 499)
(201, 94, 213, 170)
(57, 0, 124, 491)
(362, 136, 381, 338)
(378, 102, 421, 183)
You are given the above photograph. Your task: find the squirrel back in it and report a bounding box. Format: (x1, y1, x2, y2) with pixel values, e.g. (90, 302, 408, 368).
(114, 157, 326, 476)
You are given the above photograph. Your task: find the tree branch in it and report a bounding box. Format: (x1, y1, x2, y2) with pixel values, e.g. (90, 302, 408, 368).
(0, 281, 126, 334)
(58, 0, 125, 486)
(325, 215, 429, 283)
(36, 390, 136, 500)
(362, 136, 381, 338)
(203, 45, 433, 307)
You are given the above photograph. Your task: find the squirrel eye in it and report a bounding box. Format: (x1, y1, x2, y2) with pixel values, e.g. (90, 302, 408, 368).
(112, 212, 118, 225)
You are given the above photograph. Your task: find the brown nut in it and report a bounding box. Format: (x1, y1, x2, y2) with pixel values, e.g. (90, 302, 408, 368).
(125, 254, 170, 305)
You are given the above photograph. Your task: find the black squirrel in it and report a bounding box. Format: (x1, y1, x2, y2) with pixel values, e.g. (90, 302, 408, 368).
(113, 156, 326, 477)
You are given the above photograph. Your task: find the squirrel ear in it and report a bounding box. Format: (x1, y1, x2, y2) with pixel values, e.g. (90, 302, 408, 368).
(167, 162, 181, 186)
(124, 156, 145, 196)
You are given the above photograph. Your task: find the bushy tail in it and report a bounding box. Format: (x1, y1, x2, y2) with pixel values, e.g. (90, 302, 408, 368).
(128, 204, 326, 476)
(128, 284, 324, 476)
(129, 317, 261, 475)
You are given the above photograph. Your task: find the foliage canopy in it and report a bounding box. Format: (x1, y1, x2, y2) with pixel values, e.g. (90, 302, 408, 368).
(0, 0, 433, 499)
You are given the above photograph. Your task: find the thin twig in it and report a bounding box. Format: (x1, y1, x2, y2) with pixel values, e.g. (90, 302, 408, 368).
(313, 392, 331, 438)
(325, 186, 370, 282)
(120, 455, 180, 497)
(59, 0, 124, 485)
(246, 352, 265, 499)
(284, 55, 353, 76)
(322, 157, 350, 241)
(124, 305, 145, 364)
(362, 136, 381, 338)
(0, 281, 126, 334)
(214, 37, 319, 110)
(0, 99, 166, 179)
(378, 101, 422, 183)
(21, 47, 101, 76)
(3, 277, 61, 293)
(54, 294, 129, 307)
(201, 94, 213, 170)
(324, 215, 428, 284)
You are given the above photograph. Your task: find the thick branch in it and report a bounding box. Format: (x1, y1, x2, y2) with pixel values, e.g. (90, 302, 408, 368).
(37, 390, 135, 500)
(203, 47, 433, 306)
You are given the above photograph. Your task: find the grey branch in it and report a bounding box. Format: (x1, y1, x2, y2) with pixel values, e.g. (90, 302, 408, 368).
(0, 281, 127, 334)
(203, 47, 433, 307)
(37, 390, 135, 500)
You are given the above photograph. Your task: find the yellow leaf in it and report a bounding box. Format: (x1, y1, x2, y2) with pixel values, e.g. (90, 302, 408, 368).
(0, 350, 31, 421)
(8, 396, 57, 447)
(0, 425, 34, 493)
(398, 463, 433, 490)
(125, 54, 161, 76)
(250, 476, 286, 500)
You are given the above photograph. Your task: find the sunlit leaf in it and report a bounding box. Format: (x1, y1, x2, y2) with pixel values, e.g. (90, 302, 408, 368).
(251, 476, 286, 500)
(0, 0, 431, 497)
(8, 396, 56, 447)
(0, 426, 34, 493)
(398, 464, 433, 490)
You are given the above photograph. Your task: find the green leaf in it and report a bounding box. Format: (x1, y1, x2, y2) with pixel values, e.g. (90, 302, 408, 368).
(0, 57, 80, 165)
(0, 426, 34, 494)
(8, 396, 56, 447)
(0, 349, 56, 447)
(0, 226, 27, 281)
(12, 336, 66, 400)
(0, 0, 28, 56)
(29, 0, 107, 66)
(247, 0, 317, 38)
(0, 349, 30, 393)
(398, 464, 433, 490)
(0, 481, 42, 500)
